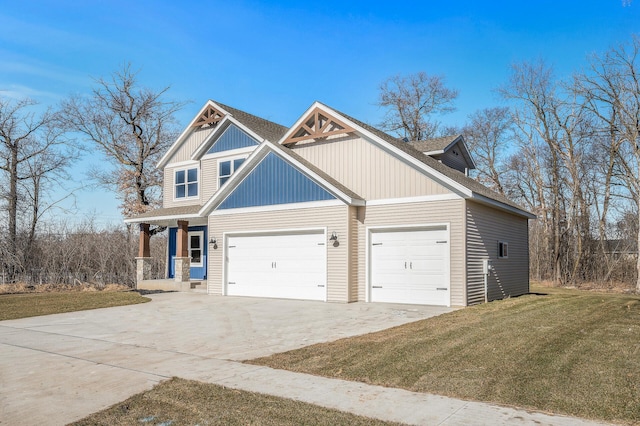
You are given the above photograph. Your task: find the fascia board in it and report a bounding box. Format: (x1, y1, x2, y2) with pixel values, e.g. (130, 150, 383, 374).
(123, 212, 201, 224)
(453, 136, 477, 169)
(470, 193, 537, 219)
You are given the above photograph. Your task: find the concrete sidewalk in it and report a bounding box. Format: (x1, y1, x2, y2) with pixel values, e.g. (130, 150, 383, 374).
(0, 293, 611, 425)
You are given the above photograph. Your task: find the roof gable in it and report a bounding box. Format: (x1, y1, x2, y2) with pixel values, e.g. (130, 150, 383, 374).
(157, 100, 288, 168)
(206, 123, 259, 154)
(216, 151, 336, 210)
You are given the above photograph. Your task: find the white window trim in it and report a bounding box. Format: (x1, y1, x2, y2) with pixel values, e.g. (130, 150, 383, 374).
(217, 154, 249, 188)
(174, 166, 200, 201)
(498, 241, 509, 259)
(189, 231, 204, 267)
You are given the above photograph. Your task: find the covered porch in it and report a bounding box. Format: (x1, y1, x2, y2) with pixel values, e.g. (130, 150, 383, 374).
(125, 205, 210, 293)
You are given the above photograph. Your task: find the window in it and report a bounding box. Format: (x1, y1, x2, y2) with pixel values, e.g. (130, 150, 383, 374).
(189, 231, 203, 266)
(175, 167, 198, 199)
(498, 241, 509, 259)
(218, 157, 246, 187)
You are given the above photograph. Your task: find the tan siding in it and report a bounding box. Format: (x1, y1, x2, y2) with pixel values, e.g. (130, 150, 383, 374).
(207, 204, 350, 302)
(166, 126, 215, 164)
(201, 158, 218, 202)
(356, 200, 466, 306)
(162, 164, 204, 208)
(466, 201, 529, 305)
(348, 206, 359, 302)
(291, 136, 451, 200)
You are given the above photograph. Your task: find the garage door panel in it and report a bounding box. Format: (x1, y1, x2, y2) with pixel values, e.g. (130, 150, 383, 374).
(226, 231, 326, 301)
(370, 227, 450, 306)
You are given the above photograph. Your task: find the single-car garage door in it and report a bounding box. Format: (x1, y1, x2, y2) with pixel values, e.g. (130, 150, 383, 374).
(226, 230, 326, 301)
(370, 226, 450, 306)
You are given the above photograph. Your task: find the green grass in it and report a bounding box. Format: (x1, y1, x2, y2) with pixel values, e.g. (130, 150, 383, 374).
(70, 377, 403, 426)
(0, 291, 150, 320)
(249, 286, 640, 424)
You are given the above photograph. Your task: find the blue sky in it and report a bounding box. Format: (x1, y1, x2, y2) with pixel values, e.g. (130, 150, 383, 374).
(1, 1, 639, 227)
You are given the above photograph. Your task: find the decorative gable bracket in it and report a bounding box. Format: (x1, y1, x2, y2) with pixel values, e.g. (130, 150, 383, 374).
(193, 105, 225, 128)
(283, 107, 354, 145)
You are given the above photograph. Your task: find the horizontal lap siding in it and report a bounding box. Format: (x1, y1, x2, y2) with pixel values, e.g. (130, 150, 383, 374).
(208, 205, 351, 302)
(356, 200, 465, 306)
(291, 136, 450, 200)
(439, 143, 469, 174)
(466, 201, 529, 305)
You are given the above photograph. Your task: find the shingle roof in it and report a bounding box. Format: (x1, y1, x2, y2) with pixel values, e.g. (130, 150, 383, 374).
(324, 103, 529, 213)
(215, 101, 289, 143)
(408, 135, 461, 153)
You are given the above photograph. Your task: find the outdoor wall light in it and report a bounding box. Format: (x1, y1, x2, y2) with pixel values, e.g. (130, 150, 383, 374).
(329, 231, 338, 241)
(209, 237, 218, 249)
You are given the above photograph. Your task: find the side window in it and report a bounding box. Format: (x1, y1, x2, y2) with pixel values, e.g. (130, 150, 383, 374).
(175, 167, 198, 199)
(218, 157, 246, 187)
(498, 241, 509, 259)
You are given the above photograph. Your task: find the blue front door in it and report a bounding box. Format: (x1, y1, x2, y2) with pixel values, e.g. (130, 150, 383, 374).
(168, 226, 207, 279)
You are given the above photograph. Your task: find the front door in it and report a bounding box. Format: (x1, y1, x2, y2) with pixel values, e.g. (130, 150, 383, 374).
(168, 226, 207, 279)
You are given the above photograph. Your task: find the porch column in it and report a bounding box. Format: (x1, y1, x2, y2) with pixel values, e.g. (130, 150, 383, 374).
(136, 223, 152, 286)
(174, 220, 191, 282)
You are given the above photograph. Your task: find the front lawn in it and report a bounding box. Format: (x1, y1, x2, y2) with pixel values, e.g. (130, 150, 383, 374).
(71, 377, 402, 426)
(0, 291, 149, 320)
(249, 286, 640, 424)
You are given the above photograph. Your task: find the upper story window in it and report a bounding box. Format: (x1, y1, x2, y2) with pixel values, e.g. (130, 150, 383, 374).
(219, 157, 246, 187)
(175, 167, 198, 199)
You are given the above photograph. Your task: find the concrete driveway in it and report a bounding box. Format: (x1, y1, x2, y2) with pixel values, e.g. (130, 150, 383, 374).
(0, 293, 452, 425)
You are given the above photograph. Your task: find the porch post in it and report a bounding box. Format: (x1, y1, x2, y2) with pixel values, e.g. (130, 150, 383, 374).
(139, 223, 151, 257)
(136, 223, 152, 286)
(174, 220, 191, 283)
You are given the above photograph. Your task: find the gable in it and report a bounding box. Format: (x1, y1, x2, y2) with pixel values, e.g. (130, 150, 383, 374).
(217, 151, 336, 210)
(207, 124, 259, 154)
(289, 135, 453, 200)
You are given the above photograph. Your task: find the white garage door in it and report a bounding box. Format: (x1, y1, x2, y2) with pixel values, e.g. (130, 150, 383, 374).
(370, 226, 450, 306)
(226, 230, 326, 301)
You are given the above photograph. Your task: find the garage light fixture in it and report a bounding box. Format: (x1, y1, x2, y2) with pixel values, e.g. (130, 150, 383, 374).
(329, 231, 338, 241)
(209, 236, 218, 249)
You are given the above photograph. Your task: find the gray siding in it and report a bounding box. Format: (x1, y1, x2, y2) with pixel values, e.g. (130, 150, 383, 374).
(466, 200, 529, 305)
(438, 142, 471, 174)
(355, 199, 466, 306)
(291, 135, 451, 200)
(207, 204, 352, 302)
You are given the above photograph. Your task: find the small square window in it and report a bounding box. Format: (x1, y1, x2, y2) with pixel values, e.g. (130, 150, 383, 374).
(175, 167, 198, 199)
(498, 241, 509, 259)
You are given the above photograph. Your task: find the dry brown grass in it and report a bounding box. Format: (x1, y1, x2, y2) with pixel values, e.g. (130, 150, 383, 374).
(71, 378, 403, 426)
(0, 291, 149, 320)
(249, 285, 640, 424)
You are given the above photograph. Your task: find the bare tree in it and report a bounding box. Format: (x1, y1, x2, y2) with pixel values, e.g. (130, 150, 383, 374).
(377, 71, 458, 140)
(462, 107, 512, 195)
(61, 63, 187, 218)
(0, 96, 73, 277)
(574, 35, 640, 292)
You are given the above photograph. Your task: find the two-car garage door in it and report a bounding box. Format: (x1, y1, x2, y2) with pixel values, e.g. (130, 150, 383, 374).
(225, 230, 326, 301)
(370, 226, 450, 306)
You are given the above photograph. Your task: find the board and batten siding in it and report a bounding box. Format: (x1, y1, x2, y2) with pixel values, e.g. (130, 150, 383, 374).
(466, 200, 529, 305)
(165, 126, 216, 165)
(207, 204, 352, 302)
(355, 199, 466, 306)
(291, 136, 451, 200)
